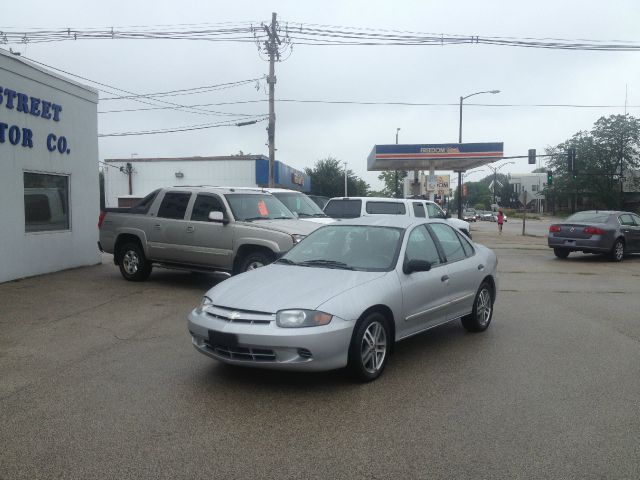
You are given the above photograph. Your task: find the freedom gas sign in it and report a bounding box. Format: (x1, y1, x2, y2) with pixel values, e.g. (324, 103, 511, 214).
(368, 142, 504, 171)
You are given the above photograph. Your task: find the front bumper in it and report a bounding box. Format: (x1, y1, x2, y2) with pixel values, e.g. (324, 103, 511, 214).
(187, 309, 354, 372)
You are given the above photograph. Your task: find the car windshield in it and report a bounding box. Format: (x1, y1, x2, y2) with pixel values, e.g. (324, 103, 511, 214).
(566, 212, 611, 224)
(271, 192, 326, 217)
(224, 193, 295, 221)
(324, 199, 362, 218)
(281, 225, 403, 271)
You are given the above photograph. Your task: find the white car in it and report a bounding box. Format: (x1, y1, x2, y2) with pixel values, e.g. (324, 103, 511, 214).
(323, 196, 471, 238)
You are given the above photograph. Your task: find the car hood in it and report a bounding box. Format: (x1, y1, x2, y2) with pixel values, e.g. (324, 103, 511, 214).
(448, 218, 470, 230)
(236, 218, 320, 235)
(206, 264, 388, 313)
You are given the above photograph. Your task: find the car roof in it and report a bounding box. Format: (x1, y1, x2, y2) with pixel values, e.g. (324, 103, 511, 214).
(324, 215, 446, 229)
(327, 196, 437, 205)
(165, 186, 269, 195)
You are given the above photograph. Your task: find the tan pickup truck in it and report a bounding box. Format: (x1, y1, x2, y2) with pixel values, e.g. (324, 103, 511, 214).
(98, 186, 320, 281)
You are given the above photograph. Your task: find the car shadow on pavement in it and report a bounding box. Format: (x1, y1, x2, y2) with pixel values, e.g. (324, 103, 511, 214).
(552, 252, 640, 263)
(190, 320, 481, 391)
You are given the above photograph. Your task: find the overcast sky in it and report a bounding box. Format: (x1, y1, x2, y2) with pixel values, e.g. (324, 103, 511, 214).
(6, 0, 640, 189)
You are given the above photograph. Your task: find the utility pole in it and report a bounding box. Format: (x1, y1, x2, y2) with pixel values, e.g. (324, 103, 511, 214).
(344, 161, 348, 196)
(264, 12, 280, 187)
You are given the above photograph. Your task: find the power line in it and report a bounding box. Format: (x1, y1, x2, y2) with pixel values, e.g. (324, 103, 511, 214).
(18, 54, 264, 118)
(98, 116, 268, 137)
(4, 21, 640, 51)
(100, 77, 263, 101)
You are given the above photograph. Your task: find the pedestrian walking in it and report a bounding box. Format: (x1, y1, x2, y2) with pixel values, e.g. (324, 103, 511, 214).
(497, 210, 504, 235)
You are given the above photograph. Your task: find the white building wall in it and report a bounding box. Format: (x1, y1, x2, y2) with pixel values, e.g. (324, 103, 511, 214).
(103, 159, 257, 207)
(0, 49, 100, 283)
(510, 173, 547, 200)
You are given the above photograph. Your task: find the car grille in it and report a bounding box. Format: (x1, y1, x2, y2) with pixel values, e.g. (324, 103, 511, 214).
(205, 305, 274, 325)
(204, 342, 276, 362)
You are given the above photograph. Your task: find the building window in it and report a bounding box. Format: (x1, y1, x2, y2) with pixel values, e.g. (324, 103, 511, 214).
(532, 184, 539, 192)
(24, 172, 70, 232)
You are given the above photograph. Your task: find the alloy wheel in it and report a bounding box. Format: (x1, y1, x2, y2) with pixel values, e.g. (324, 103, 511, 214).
(360, 321, 387, 374)
(476, 288, 492, 327)
(123, 250, 140, 275)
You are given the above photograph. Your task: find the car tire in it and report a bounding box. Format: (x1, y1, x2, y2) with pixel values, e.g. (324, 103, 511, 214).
(238, 251, 275, 273)
(348, 313, 391, 382)
(554, 248, 570, 259)
(461, 282, 494, 333)
(610, 239, 625, 262)
(118, 242, 152, 281)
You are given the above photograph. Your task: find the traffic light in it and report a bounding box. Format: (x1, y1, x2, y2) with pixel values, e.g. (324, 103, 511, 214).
(547, 170, 553, 186)
(528, 149, 536, 164)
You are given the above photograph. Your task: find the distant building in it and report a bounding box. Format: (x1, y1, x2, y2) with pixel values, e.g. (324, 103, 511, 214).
(510, 173, 547, 212)
(102, 155, 310, 207)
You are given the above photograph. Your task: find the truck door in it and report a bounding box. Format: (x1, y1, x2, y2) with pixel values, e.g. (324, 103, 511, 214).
(148, 191, 192, 261)
(184, 193, 234, 270)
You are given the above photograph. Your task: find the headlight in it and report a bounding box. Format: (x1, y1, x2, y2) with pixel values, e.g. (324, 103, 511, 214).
(195, 295, 213, 314)
(291, 234, 305, 244)
(276, 309, 332, 328)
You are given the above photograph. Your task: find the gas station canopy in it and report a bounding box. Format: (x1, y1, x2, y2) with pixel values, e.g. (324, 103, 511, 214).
(367, 142, 504, 172)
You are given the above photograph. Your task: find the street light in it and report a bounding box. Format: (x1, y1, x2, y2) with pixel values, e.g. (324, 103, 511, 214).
(394, 127, 401, 198)
(456, 89, 500, 219)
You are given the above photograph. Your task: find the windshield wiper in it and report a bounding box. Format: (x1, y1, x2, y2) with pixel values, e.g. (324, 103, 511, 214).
(275, 258, 297, 265)
(297, 259, 354, 270)
(312, 213, 328, 217)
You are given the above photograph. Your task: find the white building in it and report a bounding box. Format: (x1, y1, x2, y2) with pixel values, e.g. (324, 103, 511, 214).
(510, 172, 547, 211)
(102, 155, 311, 207)
(0, 49, 100, 283)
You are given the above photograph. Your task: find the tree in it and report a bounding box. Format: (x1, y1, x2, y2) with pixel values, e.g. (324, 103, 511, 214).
(545, 114, 640, 210)
(451, 181, 492, 210)
(376, 170, 408, 197)
(305, 156, 369, 198)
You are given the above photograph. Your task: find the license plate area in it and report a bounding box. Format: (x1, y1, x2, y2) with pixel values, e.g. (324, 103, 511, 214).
(563, 240, 576, 246)
(208, 330, 239, 347)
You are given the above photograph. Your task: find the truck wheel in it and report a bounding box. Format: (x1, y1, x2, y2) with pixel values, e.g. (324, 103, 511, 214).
(238, 251, 274, 273)
(118, 242, 152, 281)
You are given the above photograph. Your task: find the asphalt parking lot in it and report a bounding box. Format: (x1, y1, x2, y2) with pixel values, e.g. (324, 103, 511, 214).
(1, 220, 639, 479)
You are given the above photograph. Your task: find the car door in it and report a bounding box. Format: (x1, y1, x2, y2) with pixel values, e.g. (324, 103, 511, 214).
(398, 224, 450, 338)
(147, 191, 192, 262)
(621, 213, 640, 252)
(183, 193, 235, 269)
(428, 222, 480, 321)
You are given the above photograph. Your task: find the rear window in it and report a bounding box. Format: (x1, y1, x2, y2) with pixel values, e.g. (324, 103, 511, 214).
(324, 199, 362, 218)
(566, 212, 611, 224)
(365, 201, 406, 215)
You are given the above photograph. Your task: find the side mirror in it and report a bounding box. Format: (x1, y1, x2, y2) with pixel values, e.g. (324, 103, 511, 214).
(208, 211, 228, 224)
(446, 211, 451, 218)
(403, 259, 432, 274)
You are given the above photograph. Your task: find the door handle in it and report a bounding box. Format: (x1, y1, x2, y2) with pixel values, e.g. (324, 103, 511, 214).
(441, 275, 450, 282)
(153, 224, 161, 230)
(477, 264, 485, 270)
(186, 226, 195, 233)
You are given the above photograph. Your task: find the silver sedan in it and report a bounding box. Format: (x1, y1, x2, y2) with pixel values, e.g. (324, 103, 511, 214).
(188, 216, 498, 381)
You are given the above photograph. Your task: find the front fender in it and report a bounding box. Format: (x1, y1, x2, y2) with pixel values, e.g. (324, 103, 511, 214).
(315, 271, 402, 324)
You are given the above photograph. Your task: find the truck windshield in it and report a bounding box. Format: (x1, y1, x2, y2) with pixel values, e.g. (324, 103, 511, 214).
(225, 193, 295, 221)
(271, 192, 327, 217)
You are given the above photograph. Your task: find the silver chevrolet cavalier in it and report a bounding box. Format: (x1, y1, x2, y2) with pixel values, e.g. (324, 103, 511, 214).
(188, 216, 498, 381)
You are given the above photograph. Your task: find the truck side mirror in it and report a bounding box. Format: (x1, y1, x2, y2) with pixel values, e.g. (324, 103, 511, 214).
(208, 211, 228, 224)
